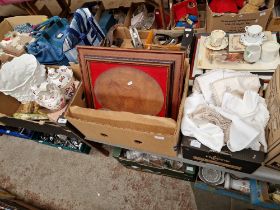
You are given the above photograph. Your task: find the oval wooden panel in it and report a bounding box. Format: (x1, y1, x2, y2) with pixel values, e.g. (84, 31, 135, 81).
(94, 67, 164, 116)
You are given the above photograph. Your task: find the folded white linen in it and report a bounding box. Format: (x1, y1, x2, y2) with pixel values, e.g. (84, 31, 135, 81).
(181, 116, 225, 152)
(220, 91, 269, 152)
(196, 69, 252, 104)
(181, 93, 226, 152)
(211, 75, 260, 106)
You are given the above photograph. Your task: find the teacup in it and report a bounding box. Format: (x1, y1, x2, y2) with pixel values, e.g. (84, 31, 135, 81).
(244, 25, 266, 43)
(210, 30, 226, 47)
(261, 41, 280, 63)
(244, 45, 261, 63)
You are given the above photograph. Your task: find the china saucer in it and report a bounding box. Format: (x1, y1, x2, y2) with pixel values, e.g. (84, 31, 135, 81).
(240, 34, 264, 46)
(204, 36, 228, 51)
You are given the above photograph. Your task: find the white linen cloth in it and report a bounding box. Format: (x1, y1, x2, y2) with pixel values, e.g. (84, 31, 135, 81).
(181, 69, 269, 152)
(211, 75, 261, 106)
(195, 69, 252, 104)
(220, 91, 269, 152)
(181, 93, 225, 152)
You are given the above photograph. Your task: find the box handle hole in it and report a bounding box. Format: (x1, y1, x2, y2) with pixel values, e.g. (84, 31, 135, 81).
(100, 133, 108, 137)
(134, 140, 142, 144)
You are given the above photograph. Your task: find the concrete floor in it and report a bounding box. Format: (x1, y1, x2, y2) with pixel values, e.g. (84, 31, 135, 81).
(0, 136, 270, 210)
(0, 136, 197, 210)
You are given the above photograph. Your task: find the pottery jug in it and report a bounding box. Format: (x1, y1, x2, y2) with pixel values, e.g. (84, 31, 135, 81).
(47, 66, 75, 100)
(32, 82, 66, 111)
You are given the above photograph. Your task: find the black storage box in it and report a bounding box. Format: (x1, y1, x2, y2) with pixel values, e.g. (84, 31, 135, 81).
(181, 136, 265, 173)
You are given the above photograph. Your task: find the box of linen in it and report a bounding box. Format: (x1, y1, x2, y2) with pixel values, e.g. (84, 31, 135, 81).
(181, 69, 270, 173)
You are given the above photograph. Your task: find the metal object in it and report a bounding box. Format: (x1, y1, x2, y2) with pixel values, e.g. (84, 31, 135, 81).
(129, 27, 143, 49)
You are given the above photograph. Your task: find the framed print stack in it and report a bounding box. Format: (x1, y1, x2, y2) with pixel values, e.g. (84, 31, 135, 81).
(77, 47, 186, 120)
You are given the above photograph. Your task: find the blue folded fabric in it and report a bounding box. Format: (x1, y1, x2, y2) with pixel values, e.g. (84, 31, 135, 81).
(63, 8, 105, 63)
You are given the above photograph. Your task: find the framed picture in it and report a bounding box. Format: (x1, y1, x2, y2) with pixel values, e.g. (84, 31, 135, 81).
(77, 47, 186, 120)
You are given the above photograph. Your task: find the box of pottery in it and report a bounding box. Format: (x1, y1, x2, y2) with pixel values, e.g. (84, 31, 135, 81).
(0, 15, 47, 41)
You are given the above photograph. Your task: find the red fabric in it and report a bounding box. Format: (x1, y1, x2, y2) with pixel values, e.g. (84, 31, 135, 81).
(236, 0, 245, 8)
(89, 61, 169, 117)
(173, 0, 198, 22)
(209, 0, 244, 13)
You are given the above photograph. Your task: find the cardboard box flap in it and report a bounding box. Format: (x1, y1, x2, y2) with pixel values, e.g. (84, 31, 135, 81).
(69, 106, 176, 135)
(6, 15, 47, 27)
(206, 0, 274, 32)
(0, 15, 47, 42)
(0, 93, 21, 117)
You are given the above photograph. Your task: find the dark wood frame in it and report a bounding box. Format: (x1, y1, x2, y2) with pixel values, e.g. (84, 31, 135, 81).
(77, 46, 186, 120)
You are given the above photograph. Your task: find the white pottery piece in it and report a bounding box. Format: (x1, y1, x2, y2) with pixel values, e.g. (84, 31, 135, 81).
(261, 41, 280, 63)
(32, 82, 66, 111)
(204, 36, 228, 50)
(243, 45, 261, 63)
(224, 173, 250, 194)
(47, 66, 75, 100)
(0, 54, 46, 103)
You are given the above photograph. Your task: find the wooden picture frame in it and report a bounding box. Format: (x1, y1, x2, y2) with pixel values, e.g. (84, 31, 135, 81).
(77, 46, 186, 120)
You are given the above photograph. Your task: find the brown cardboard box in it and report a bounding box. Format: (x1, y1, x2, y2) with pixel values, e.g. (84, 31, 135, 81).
(206, 0, 274, 33)
(265, 66, 280, 151)
(0, 64, 83, 140)
(64, 64, 190, 157)
(102, 0, 146, 9)
(109, 26, 150, 48)
(265, 66, 280, 171)
(265, 145, 280, 170)
(266, 7, 280, 32)
(171, 3, 207, 34)
(124, 2, 158, 28)
(0, 15, 47, 41)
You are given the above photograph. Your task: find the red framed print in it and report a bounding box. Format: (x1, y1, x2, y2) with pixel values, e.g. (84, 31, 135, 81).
(88, 60, 171, 117)
(77, 46, 186, 120)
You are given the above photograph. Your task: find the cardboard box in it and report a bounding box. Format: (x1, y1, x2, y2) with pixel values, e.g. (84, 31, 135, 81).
(124, 2, 158, 28)
(171, 3, 207, 34)
(0, 64, 83, 142)
(266, 6, 280, 32)
(265, 67, 280, 151)
(113, 147, 198, 181)
(108, 26, 150, 48)
(181, 136, 265, 173)
(206, 0, 274, 33)
(65, 65, 190, 157)
(102, 0, 146, 9)
(265, 145, 280, 170)
(0, 15, 47, 41)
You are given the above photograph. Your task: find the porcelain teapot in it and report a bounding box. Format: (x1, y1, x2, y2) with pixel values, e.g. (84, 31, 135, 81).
(31, 82, 66, 111)
(47, 66, 75, 100)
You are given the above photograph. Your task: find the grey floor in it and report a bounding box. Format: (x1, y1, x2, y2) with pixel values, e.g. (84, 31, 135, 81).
(0, 135, 270, 210)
